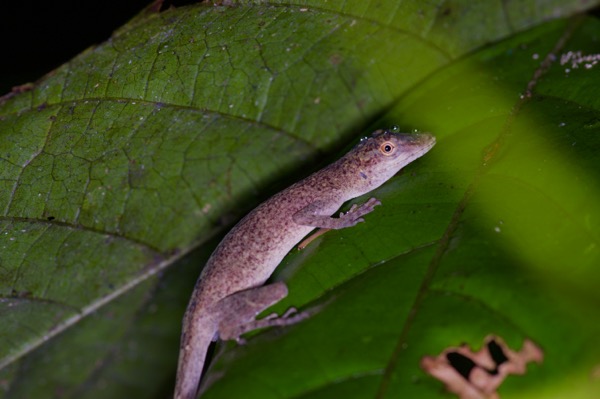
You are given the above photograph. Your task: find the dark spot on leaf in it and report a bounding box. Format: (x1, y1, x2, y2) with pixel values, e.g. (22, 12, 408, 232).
(446, 352, 475, 380)
(487, 338, 508, 367)
(329, 54, 343, 66)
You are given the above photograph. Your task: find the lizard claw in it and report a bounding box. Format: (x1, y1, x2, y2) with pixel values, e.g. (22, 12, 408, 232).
(282, 307, 298, 318)
(264, 312, 279, 320)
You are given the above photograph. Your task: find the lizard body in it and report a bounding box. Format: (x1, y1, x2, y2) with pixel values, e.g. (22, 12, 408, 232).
(174, 128, 435, 399)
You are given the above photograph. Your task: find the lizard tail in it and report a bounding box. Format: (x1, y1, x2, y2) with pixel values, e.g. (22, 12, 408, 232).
(174, 309, 216, 399)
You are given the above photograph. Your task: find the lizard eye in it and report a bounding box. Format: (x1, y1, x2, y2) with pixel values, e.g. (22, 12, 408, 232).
(379, 141, 396, 156)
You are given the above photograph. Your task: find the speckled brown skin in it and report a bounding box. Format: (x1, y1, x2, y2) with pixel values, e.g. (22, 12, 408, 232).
(175, 129, 436, 399)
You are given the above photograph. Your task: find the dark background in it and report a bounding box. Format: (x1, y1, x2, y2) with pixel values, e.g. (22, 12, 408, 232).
(0, 1, 155, 95)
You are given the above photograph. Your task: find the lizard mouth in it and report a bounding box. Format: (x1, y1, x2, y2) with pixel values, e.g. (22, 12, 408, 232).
(403, 132, 436, 161)
(415, 133, 436, 149)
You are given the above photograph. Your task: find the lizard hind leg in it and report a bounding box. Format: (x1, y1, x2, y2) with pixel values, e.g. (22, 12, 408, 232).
(216, 282, 310, 342)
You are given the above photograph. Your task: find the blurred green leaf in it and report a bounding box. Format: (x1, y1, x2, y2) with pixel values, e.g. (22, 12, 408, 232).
(1, 1, 599, 398)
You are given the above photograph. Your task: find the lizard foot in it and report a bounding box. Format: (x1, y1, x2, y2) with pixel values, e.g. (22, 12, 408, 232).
(336, 197, 381, 228)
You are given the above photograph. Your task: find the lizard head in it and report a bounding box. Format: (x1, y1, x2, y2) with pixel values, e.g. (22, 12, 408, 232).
(347, 127, 436, 192)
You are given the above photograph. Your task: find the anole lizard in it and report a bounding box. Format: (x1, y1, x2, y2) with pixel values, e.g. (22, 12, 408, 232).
(174, 128, 436, 399)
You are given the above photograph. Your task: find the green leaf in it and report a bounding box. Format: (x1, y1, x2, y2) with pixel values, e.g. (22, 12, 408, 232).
(1, 1, 599, 398)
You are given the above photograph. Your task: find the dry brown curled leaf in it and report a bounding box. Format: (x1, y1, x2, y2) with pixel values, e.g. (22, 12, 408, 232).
(420, 335, 543, 399)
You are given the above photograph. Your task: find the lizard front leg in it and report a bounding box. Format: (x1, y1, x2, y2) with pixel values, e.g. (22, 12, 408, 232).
(293, 197, 381, 229)
(295, 197, 381, 248)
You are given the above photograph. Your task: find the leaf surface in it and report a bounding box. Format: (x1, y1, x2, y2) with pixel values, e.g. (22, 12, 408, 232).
(1, 1, 599, 398)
